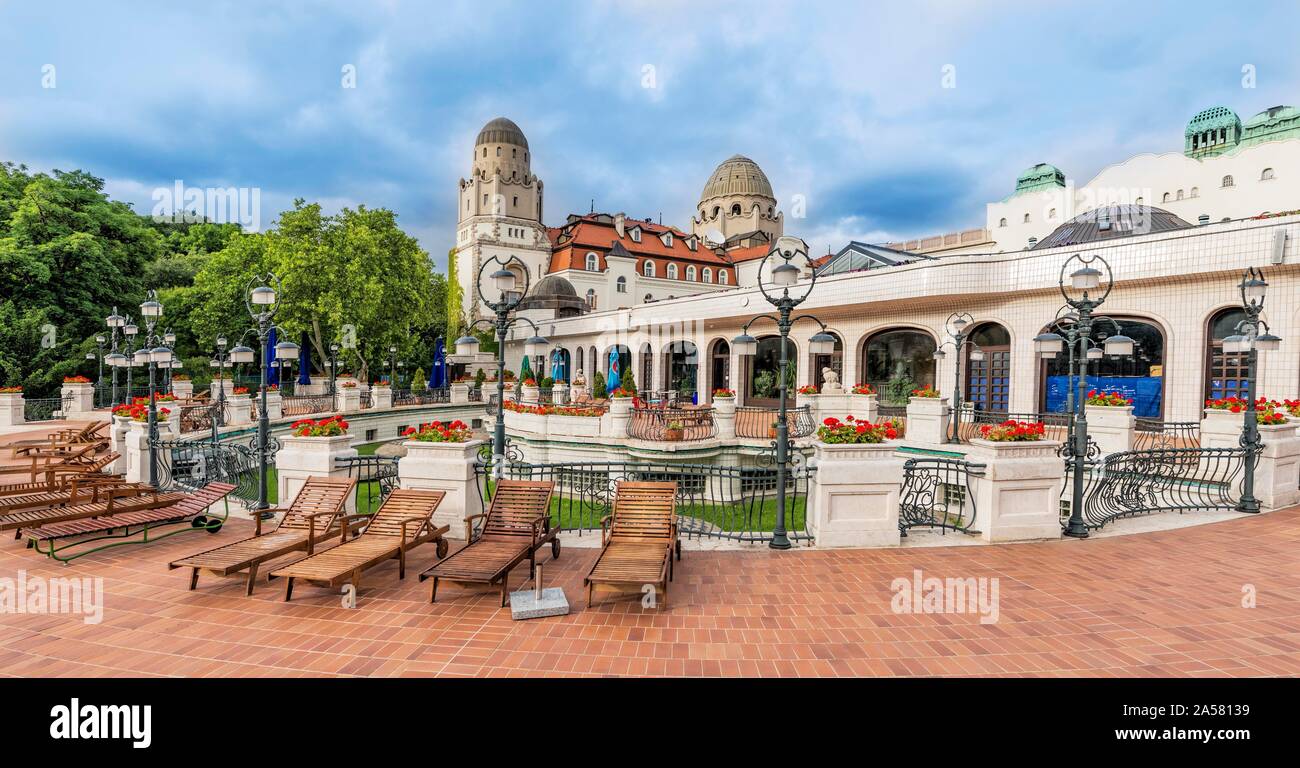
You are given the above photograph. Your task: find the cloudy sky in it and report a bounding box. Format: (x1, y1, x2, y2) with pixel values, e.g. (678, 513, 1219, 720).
(2, 0, 1297, 266)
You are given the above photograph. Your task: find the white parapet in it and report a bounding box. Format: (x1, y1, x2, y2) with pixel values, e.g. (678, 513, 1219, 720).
(810, 441, 904, 547)
(262, 391, 284, 421)
(224, 394, 253, 426)
(61, 383, 95, 416)
(0, 392, 25, 426)
(1201, 408, 1245, 449)
(170, 379, 194, 400)
(336, 386, 362, 414)
(965, 438, 1064, 542)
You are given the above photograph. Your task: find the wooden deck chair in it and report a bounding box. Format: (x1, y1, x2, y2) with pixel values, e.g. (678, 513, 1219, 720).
(584, 481, 680, 607)
(0, 453, 120, 498)
(0, 442, 103, 482)
(419, 479, 557, 606)
(0, 476, 149, 516)
(168, 476, 356, 595)
(270, 489, 449, 603)
(3, 421, 105, 453)
(0, 486, 185, 539)
(24, 483, 236, 562)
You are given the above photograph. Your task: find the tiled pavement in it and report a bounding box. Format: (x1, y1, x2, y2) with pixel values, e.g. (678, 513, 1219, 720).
(1, 506, 1298, 677)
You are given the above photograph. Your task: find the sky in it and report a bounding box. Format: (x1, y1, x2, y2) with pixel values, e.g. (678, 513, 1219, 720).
(2, 0, 1299, 268)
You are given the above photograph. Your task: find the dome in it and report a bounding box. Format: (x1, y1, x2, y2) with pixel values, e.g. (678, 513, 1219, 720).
(515, 275, 586, 317)
(475, 117, 528, 149)
(1031, 205, 1192, 250)
(1186, 106, 1240, 137)
(699, 155, 775, 202)
(528, 274, 578, 298)
(1244, 105, 1299, 129)
(1014, 163, 1065, 194)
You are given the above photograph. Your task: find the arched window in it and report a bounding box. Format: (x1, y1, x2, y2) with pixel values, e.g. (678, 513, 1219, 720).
(1262, 167, 1276, 180)
(616, 276, 627, 293)
(709, 338, 730, 396)
(702, 267, 713, 283)
(1176, 189, 1184, 200)
(1049, 208, 1057, 219)
(1222, 175, 1234, 188)
(1135, 196, 1144, 205)
(495, 146, 501, 156)
(999, 218, 1007, 227)
(666, 263, 678, 280)
(711, 206, 720, 218)
(585, 288, 596, 310)
(859, 329, 937, 403)
(1205, 308, 1251, 402)
(643, 260, 655, 278)
(685, 265, 696, 281)
(810, 332, 844, 390)
(585, 252, 599, 271)
(1023, 213, 1030, 223)
(1039, 317, 1165, 417)
(731, 204, 742, 216)
(1162, 192, 1170, 203)
(965, 324, 1011, 413)
(719, 270, 729, 285)
(744, 335, 797, 407)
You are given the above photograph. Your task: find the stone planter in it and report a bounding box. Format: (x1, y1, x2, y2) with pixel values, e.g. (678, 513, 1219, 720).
(61, 382, 95, 415)
(1256, 422, 1300, 509)
(965, 438, 1064, 542)
(450, 381, 470, 404)
(224, 394, 253, 426)
(124, 419, 172, 484)
(276, 433, 359, 512)
(398, 438, 486, 534)
(810, 440, 904, 547)
(0, 392, 25, 426)
(1085, 403, 1134, 455)
(170, 380, 194, 400)
(849, 393, 879, 424)
(262, 391, 284, 421)
(713, 395, 736, 439)
(1201, 407, 1245, 449)
(608, 396, 634, 438)
(906, 396, 949, 445)
(336, 386, 362, 413)
(109, 415, 132, 474)
(520, 384, 539, 405)
(371, 385, 393, 410)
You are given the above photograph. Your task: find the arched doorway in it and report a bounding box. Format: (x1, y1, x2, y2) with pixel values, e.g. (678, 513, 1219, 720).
(603, 344, 631, 394)
(638, 342, 653, 394)
(709, 338, 731, 396)
(662, 340, 699, 401)
(965, 323, 1011, 413)
(1039, 317, 1165, 417)
(860, 329, 937, 404)
(1205, 308, 1250, 402)
(810, 332, 844, 389)
(548, 347, 571, 384)
(745, 335, 797, 407)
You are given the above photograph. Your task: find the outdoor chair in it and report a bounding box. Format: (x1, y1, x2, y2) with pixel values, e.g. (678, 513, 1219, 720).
(584, 481, 680, 607)
(0, 453, 121, 498)
(1, 486, 185, 540)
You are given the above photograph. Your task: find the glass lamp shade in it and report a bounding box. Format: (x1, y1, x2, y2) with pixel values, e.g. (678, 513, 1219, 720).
(95, 335, 106, 344)
(932, 349, 946, 360)
(969, 349, 986, 362)
(106, 312, 125, 328)
(1103, 333, 1134, 357)
(1256, 332, 1281, 352)
(1033, 332, 1065, 355)
(950, 316, 969, 334)
(170, 357, 183, 369)
(151, 345, 172, 363)
(771, 261, 799, 287)
(1039, 351, 1057, 360)
(274, 341, 299, 360)
(524, 335, 549, 358)
(250, 284, 276, 305)
(1221, 334, 1246, 354)
(490, 268, 517, 293)
(229, 345, 256, 364)
(455, 334, 480, 357)
(217, 336, 228, 348)
(209, 359, 221, 369)
(124, 323, 139, 337)
(1086, 347, 1104, 360)
(808, 331, 836, 356)
(330, 343, 339, 353)
(139, 298, 164, 318)
(732, 333, 758, 357)
(85, 352, 96, 360)
(105, 352, 127, 368)
(164, 332, 176, 346)
(133, 349, 151, 366)
(1069, 266, 1103, 290)
(1241, 277, 1267, 306)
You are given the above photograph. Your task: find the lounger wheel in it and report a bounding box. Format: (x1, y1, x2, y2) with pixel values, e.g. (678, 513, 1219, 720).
(551, 537, 561, 559)
(436, 538, 449, 559)
(191, 515, 208, 528)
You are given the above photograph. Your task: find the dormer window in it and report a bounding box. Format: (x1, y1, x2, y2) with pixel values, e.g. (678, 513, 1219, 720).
(643, 260, 655, 277)
(667, 263, 678, 280)
(662, 232, 673, 247)
(686, 236, 697, 251)
(629, 227, 642, 243)
(585, 252, 599, 271)
(685, 265, 696, 281)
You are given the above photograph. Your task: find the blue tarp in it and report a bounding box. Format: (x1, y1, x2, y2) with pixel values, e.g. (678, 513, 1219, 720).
(606, 347, 620, 393)
(430, 338, 445, 389)
(1045, 375, 1163, 418)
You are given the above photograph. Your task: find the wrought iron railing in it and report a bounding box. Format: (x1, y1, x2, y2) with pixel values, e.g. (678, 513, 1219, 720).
(629, 406, 716, 442)
(23, 396, 71, 422)
(735, 405, 815, 439)
(282, 394, 333, 417)
(93, 382, 114, 408)
(149, 437, 268, 511)
(899, 457, 985, 535)
(1134, 419, 1201, 451)
(335, 455, 400, 514)
(359, 388, 374, 409)
(179, 402, 221, 434)
(394, 387, 450, 406)
(475, 449, 814, 543)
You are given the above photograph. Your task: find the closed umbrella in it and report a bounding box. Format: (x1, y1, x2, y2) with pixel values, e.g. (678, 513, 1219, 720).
(606, 348, 620, 393)
(520, 355, 534, 382)
(297, 331, 312, 385)
(265, 327, 279, 387)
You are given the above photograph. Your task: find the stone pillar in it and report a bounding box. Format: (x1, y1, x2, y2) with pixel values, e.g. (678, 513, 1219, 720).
(450, 381, 470, 404)
(0, 392, 25, 427)
(109, 415, 132, 474)
(275, 434, 359, 513)
(1256, 422, 1300, 510)
(263, 391, 284, 421)
(398, 438, 486, 536)
(713, 395, 736, 440)
(170, 379, 194, 400)
(1201, 408, 1244, 449)
(371, 384, 393, 410)
(906, 396, 950, 446)
(224, 394, 253, 427)
(1085, 404, 1135, 455)
(124, 419, 172, 484)
(810, 441, 904, 547)
(608, 396, 633, 438)
(849, 393, 879, 424)
(61, 382, 95, 416)
(965, 439, 1064, 542)
(336, 386, 362, 413)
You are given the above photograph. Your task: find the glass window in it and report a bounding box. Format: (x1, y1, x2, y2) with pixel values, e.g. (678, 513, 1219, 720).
(1205, 308, 1250, 402)
(1039, 318, 1165, 417)
(861, 330, 937, 404)
(667, 263, 678, 280)
(643, 261, 655, 277)
(585, 252, 599, 271)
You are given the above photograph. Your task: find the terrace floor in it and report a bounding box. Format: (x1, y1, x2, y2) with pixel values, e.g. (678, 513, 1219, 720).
(2, 503, 1299, 677)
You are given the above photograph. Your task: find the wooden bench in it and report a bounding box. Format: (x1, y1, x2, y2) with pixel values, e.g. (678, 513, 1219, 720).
(269, 489, 449, 603)
(584, 481, 680, 607)
(419, 479, 557, 606)
(169, 476, 356, 595)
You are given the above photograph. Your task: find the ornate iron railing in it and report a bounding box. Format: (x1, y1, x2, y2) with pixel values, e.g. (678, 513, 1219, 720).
(394, 387, 450, 406)
(736, 405, 815, 439)
(23, 396, 72, 422)
(282, 394, 333, 417)
(93, 382, 114, 408)
(359, 388, 374, 409)
(179, 402, 221, 434)
(899, 457, 985, 535)
(335, 455, 400, 514)
(149, 437, 268, 511)
(474, 448, 814, 543)
(629, 406, 716, 442)
(1134, 419, 1201, 451)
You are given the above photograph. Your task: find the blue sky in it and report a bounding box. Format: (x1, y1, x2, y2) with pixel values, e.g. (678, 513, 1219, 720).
(2, 0, 1298, 267)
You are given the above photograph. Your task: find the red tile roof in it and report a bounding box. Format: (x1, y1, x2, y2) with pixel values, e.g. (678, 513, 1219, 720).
(548, 215, 735, 284)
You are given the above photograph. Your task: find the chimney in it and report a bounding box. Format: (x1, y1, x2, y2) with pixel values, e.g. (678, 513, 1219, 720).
(614, 212, 626, 238)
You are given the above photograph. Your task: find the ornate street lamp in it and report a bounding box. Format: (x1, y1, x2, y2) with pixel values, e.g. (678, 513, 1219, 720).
(931, 312, 981, 444)
(731, 236, 821, 550)
(1229, 266, 1279, 513)
(208, 336, 233, 442)
(327, 341, 341, 396)
(459, 256, 546, 476)
(239, 273, 297, 516)
(104, 308, 127, 406)
(136, 290, 171, 488)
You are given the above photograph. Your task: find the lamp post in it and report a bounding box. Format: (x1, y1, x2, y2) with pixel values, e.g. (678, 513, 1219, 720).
(1035, 254, 1134, 538)
(104, 309, 127, 406)
(732, 237, 829, 550)
(137, 290, 171, 488)
(931, 312, 981, 443)
(328, 342, 340, 396)
(90, 334, 106, 391)
(209, 336, 232, 442)
(454, 256, 546, 477)
(1222, 267, 1279, 513)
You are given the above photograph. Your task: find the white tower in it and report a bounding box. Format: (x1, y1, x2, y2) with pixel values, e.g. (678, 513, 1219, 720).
(454, 117, 552, 323)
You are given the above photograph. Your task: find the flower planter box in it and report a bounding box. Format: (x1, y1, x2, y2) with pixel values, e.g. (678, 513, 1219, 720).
(1255, 423, 1300, 509)
(61, 382, 95, 415)
(124, 418, 173, 484)
(1084, 403, 1134, 455)
(810, 440, 904, 547)
(399, 438, 486, 532)
(965, 438, 1063, 542)
(276, 434, 358, 513)
(224, 394, 253, 426)
(1201, 407, 1246, 449)
(0, 392, 24, 426)
(906, 395, 949, 445)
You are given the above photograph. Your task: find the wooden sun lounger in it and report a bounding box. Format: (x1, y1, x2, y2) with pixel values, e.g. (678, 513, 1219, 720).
(4, 421, 106, 453)
(584, 481, 680, 607)
(269, 489, 449, 603)
(0, 477, 151, 516)
(0, 454, 121, 498)
(0, 443, 104, 482)
(418, 479, 558, 606)
(0, 486, 185, 539)
(168, 476, 357, 595)
(24, 483, 236, 562)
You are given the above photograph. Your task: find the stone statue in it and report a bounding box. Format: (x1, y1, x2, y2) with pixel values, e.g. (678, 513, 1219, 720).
(573, 368, 586, 386)
(821, 366, 843, 393)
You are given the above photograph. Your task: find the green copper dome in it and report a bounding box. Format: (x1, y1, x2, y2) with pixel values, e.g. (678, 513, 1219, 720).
(1185, 106, 1242, 157)
(1185, 106, 1241, 137)
(1013, 163, 1065, 195)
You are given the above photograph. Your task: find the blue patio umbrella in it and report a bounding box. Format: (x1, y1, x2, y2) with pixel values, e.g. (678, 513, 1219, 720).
(430, 338, 446, 389)
(264, 326, 279, 387)
(606, 347, 620, 393)
(297, 331, 312, 385)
